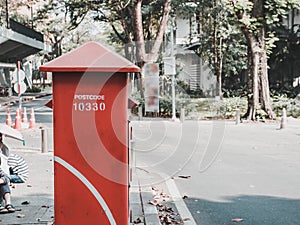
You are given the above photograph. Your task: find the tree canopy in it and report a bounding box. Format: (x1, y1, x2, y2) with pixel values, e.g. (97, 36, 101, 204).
(1, 0, 299, 120)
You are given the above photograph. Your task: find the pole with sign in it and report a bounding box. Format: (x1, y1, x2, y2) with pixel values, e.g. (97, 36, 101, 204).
(13, 61, 27, 109)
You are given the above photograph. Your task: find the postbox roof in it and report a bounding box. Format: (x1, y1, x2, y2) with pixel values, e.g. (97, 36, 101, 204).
(39, 42, 140, 73)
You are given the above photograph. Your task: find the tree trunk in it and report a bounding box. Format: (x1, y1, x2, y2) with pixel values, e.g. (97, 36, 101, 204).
(213, 0, 222, 99)
(133, 0, 172, 98)
(239, 0, 275, 120)
(134, 0, 146, 66)
(146, 0, 171, 62)
(247, 50, 260, 120)
(134, 0, 171, 65)
(259, 42, 276, 119)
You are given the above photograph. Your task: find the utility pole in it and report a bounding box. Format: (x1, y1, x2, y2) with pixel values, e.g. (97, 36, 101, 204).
(170, 22, 176, 121)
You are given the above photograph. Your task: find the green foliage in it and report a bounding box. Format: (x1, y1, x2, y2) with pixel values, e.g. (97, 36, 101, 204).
(210, 97, 248, 118)
(191, 0, 248, 83)
(272, 94, 300, 118)
(0, 0, 38, 28)
(222, 85, 248, 98)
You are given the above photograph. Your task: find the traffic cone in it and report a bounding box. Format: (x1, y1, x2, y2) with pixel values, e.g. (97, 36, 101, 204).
(6, 108, 12, 127)
(29, 108, 36, 129)
(22, 107, 28, 123)
(14, 108, 22, 130)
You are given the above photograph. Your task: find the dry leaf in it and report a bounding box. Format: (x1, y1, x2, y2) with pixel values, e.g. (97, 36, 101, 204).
(148, 200, 158, 206)
(17, 213, 25, 218)
(152, 186, 159, 191)
(21, 201, 30, 205)
(231, 218, 244, 222)
(182, 195, 188, 199)
(178, 175, 191, 179)
(133, 217, 142, 224)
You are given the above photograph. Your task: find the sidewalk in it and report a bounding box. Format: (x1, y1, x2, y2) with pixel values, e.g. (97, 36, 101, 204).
(1, 128, 54, 225)
(0, 90, 162, 225)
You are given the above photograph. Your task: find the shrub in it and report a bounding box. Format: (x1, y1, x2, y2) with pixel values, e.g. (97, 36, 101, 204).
(272, 95, 300, 118)
(210, 97, 247, 118)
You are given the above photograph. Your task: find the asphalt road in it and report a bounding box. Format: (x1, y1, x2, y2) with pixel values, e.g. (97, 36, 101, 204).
(132, 119, 300, 225)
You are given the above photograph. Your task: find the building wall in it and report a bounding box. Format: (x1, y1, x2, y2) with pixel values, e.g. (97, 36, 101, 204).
(175, 15, 217, 96)
(176, 50, 216, 97)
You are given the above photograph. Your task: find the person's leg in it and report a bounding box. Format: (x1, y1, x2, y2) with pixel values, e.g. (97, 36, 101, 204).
(0, 176, 7, 207)
(0, 177, 14, 213)
(3, 193, 11, 205)
(0, 184, 8, 213)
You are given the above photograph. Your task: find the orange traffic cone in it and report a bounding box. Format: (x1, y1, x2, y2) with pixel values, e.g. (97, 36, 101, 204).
(22, 107, 28, 123)
(29, 108, 36, 129)
(6, 108, 12, 127)
(14, 108, 22, 130)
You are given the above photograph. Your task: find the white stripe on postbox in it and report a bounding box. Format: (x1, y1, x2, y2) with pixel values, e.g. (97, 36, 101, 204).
(54, 156, 116, 225)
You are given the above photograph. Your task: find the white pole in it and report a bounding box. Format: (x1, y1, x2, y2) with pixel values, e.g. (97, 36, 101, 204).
(17, 61, 22, 109)
(280, 108, 287, 129)
(171, 74, 176, 120)
(170, 19, 176, 121)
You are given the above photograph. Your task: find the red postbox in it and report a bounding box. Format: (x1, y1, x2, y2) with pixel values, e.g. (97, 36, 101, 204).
(39, 42, 139, 225)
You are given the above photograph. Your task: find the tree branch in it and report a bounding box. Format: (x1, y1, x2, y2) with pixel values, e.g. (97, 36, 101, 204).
(148, 0, 171, 62)
(134, 0, 146, 63)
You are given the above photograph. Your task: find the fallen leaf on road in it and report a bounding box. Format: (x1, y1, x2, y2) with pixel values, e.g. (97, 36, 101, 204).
(177, 175, 191, 179)
(231, 218, 244, 222)
(17, 213, 25, 218)
(21, 201, 30, 205)
(133, 217, 142, 224)
(152, 186, 159, 191)
(182, 195, 188, 199)
(148, 200, 158, 206)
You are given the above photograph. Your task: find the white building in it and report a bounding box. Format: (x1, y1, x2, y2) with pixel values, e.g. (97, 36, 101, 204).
(174, 14, 217, 97)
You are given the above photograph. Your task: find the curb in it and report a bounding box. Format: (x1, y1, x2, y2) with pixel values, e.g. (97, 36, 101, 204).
(140, 186, 161, 225)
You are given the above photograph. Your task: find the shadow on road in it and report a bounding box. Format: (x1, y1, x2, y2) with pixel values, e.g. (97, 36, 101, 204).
(185, 195, 300, 225)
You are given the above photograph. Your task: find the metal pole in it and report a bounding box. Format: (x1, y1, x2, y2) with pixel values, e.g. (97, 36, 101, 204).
(171, 74, 176, 120)
(17, 61, 22, 109)
(41, 128, 48, 153)
(170, 19, 176, 121)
